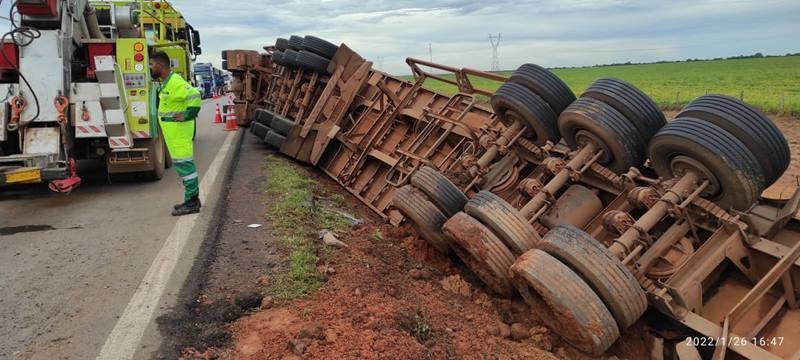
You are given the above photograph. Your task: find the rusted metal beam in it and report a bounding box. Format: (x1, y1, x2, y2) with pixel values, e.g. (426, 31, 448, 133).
(727, 240, 800, 327)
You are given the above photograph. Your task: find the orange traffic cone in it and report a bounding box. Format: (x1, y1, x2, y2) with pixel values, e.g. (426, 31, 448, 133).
(223, 106, 239, 131)
(214, 104, 223, 124)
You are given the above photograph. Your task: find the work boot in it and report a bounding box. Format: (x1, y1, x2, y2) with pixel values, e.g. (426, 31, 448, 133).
(172, 195, 201, 216)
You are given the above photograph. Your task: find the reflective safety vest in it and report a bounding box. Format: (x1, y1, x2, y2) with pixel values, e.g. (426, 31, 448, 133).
(157, 72, 202, 122)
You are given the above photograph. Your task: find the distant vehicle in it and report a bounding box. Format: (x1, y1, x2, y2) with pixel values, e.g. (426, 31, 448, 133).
(194, 63, 225, 98)
(0, 0, 201, 191)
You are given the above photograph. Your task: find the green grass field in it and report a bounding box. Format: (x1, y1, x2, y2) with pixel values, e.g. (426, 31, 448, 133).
(409, 55, 800, 116)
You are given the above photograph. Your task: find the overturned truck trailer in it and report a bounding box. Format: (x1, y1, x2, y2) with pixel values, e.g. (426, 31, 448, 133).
(224, 36, 800, 359)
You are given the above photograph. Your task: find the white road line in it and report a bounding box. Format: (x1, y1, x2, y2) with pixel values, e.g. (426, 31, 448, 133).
(97, 130, 237, 360)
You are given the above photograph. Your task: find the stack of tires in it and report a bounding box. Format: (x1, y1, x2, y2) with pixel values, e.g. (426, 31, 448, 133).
(271, 35, 339, 75)
(248, 108, 295, 149)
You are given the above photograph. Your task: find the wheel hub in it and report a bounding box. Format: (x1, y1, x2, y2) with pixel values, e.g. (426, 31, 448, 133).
(670, 155, 720, 197)
(575, 130, 611, 164)
(505, 111, 535, 141)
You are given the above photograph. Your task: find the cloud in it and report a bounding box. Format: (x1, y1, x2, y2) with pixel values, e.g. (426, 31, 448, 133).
(1, 1, 797, 74)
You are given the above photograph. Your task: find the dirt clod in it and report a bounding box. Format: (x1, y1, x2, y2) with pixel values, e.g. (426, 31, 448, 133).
(260, 296, 274, 310)
(257, 275, 270, 285)
(498, 321, 511, 339)
(529, 326, 554, 351)
(298, 323, 325, 340)
(408, 268, 431, 280)
(510, 323, 530, 340)
(288, 338, 312, 355)
(439, 274, 471, 297)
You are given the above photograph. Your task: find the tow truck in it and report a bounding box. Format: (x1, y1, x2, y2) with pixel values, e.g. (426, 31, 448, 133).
(0, 0, 201, 192)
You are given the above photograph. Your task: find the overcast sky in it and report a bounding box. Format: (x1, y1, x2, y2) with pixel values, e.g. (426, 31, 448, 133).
(173, 0, 799, 74)
(3, 0, 799, 74)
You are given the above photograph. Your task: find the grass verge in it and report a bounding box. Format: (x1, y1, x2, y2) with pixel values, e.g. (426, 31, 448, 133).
(263, 156, 350, 301)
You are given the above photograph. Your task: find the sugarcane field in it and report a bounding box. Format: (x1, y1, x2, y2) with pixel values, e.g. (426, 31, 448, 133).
(2, 1, 800, 360)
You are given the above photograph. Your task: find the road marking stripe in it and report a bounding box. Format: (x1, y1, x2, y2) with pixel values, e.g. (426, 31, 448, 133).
(96, 130, 237, 360)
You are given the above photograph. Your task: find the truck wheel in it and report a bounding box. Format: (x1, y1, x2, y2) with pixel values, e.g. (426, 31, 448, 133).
(296, 50, 331, 74)
(255, 108, 274, 126)
(251, 122, 270, 140)
(287, 35, 304, 51)
(648, 118, 763, 210)
(392, 185, 452, 255)
(539, 225, 647, 328)
(282, 49, 300, 68)
(270, 115, 295, 136)
(491, 81, 559, 146)
(676, 94, 790, 187)
(464, 191, 540, 255)
(271, 51, 285, 66)
(147, 133, 166, 181)
(264, 130, 285, 148)
(508, 63, 576, 115)
(558, 97, 647, 173)
(302, 35, 338, 59)
(275, 37, 289, 51)
(410, 166, 468, 217)
(581, 77, 666, 143)
(443, 212, 516, 297)
(165, 146, 173, 169)
(511, 249, 620, 356)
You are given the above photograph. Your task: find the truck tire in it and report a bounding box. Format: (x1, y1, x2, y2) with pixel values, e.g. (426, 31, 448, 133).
(511, 249, 620, 356)
(147, 131, 167, 181)
(491, 81, 559, 146)
(648, 117, 764, 210)
(255, 109, 274, 126)
(676, 94, 790, 187)
(392, 185, 452, 255)
(296, 50, 331, 74)
(539, 225, 647, 328)
(508, 63, 576, 115)
(443, 212, 516, 297)
(581, 77, 666, 143)
(270, 115, 295, 136)
(251, 122, 270, 140)
(302, 35, 338, 59)
(275, 37, 289, 51)
(165, 147, 173, 169)
(287, 35, 304, 51)
(282, 49, 300, 68)
(264, 129, 285, 148)
(410, 166, 468, 217)
(464, 191, 540, 255)
(271, 51, 285, 66)
(558, 97, 647, 173)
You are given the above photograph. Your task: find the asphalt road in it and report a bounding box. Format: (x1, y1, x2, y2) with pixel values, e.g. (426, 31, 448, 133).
(0, 98, 237, 360)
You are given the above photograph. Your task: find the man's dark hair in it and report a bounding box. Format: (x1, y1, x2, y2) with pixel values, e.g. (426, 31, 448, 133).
(151, 51, 171, 67)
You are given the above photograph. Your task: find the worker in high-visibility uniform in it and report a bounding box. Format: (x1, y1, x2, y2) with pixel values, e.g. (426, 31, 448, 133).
(149, 51, 203, 216)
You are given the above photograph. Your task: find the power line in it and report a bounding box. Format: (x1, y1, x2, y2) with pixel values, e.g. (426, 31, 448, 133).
(489, 33, 501, 71)
(428, 42, 432, 72)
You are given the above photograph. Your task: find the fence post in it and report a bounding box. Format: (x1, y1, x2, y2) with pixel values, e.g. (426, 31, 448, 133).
(675, 91, 680, 105)
(740, 90, 744, 101)
(780, 92, 785, 114)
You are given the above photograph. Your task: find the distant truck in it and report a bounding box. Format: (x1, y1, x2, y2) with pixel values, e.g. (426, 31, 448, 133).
(194, 62, 225, 98)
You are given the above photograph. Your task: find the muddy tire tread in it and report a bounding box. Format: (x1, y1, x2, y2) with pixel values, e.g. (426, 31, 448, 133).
(539, 225, 647, 328)
(511, 249, 619, 356)
(392, 185, 452, 255)
(464, 191, 540, 255)
(410, 166, 468, 217)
